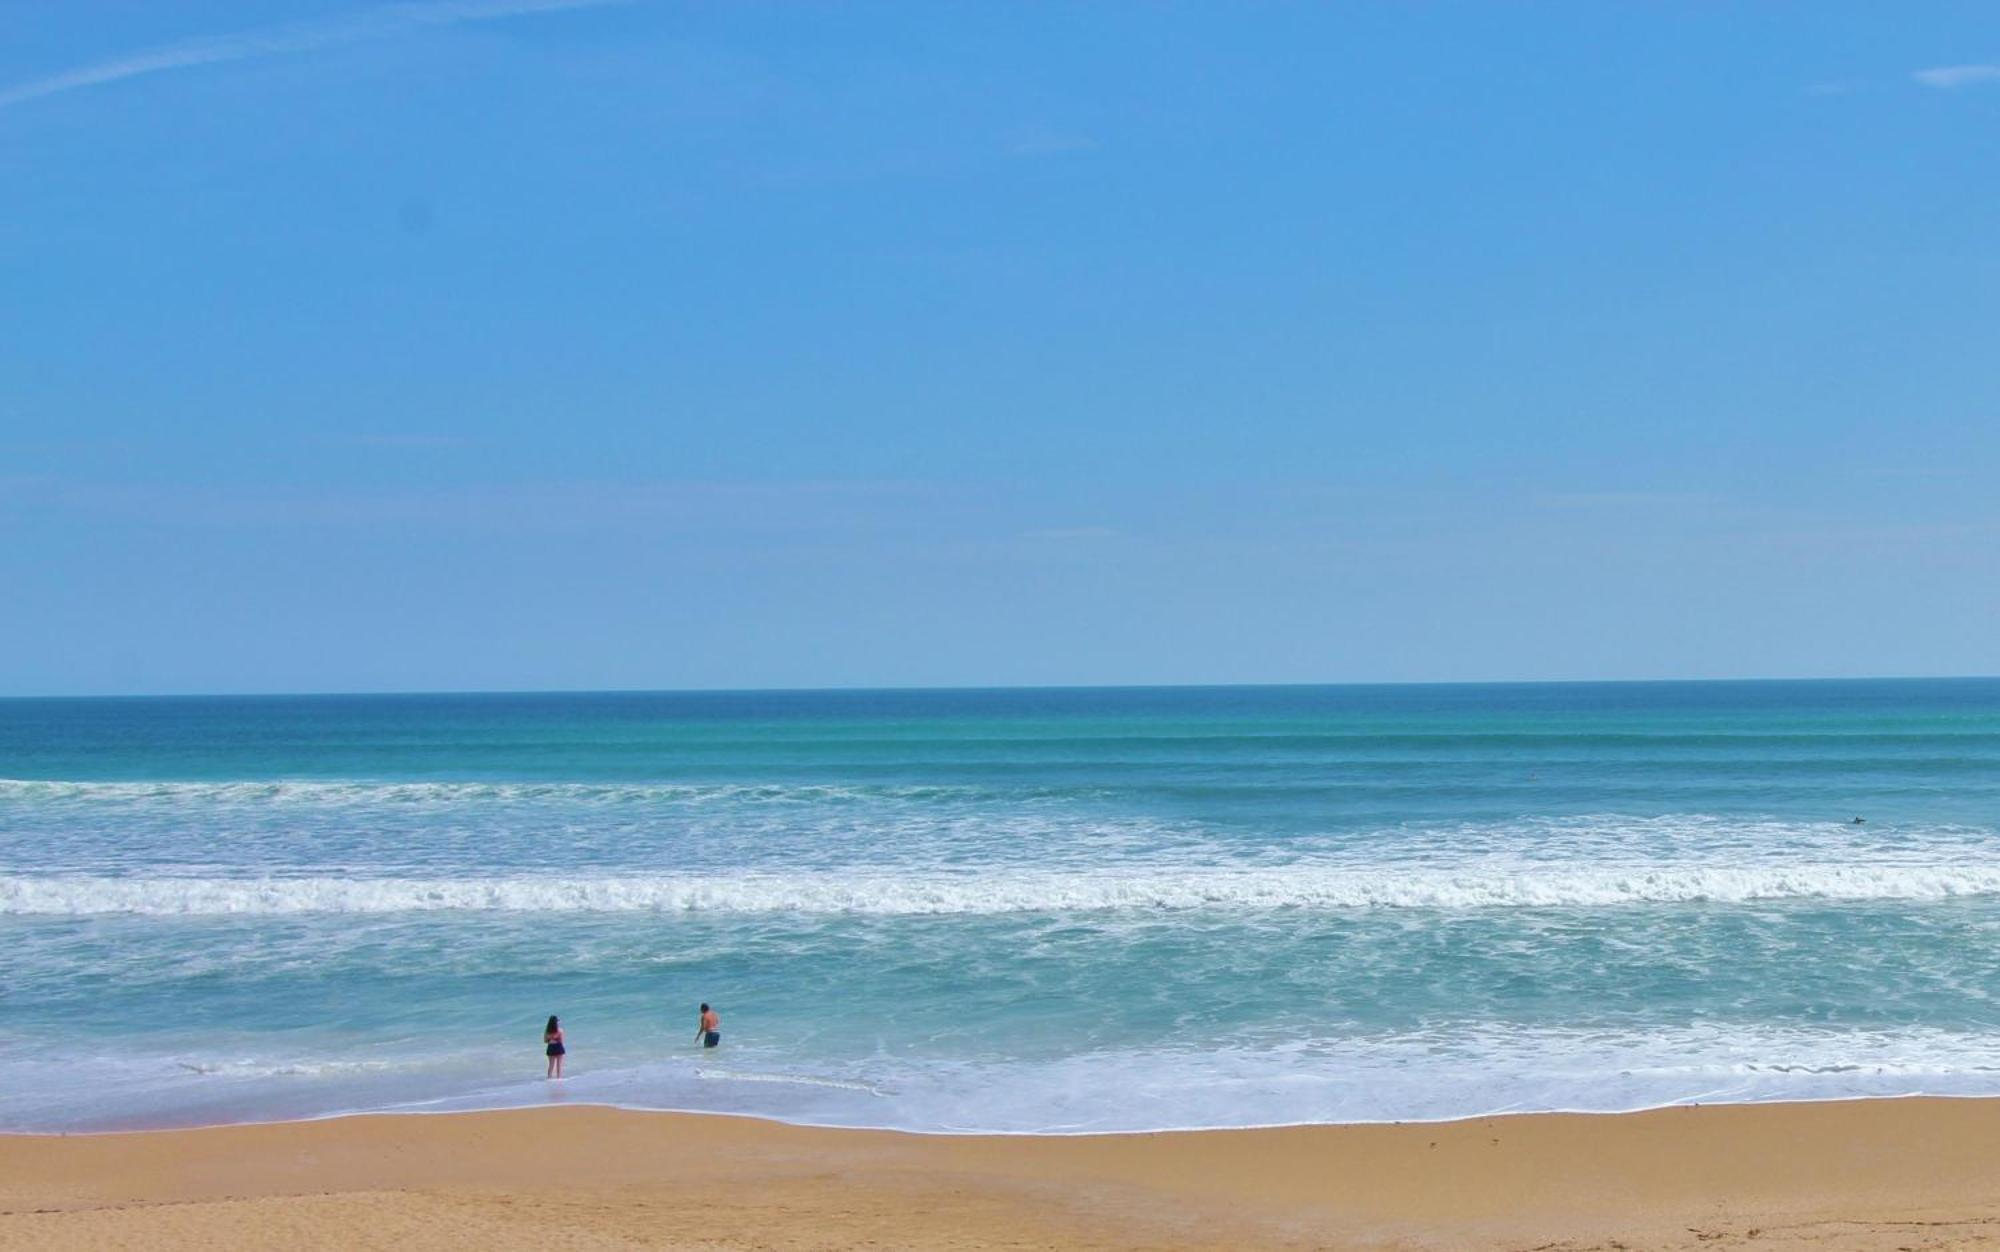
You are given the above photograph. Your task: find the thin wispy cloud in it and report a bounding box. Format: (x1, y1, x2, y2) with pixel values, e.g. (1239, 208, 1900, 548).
(1912, 64, 2000, 90)
(0, 0, 624, 110)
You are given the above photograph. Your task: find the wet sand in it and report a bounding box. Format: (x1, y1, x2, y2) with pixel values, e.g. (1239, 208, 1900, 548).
(6, 1097, 2000, 1250)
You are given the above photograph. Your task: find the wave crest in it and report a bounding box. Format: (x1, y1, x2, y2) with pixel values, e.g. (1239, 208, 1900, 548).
(0, 778, 1000, 807)
(9, 863, 2000, 916)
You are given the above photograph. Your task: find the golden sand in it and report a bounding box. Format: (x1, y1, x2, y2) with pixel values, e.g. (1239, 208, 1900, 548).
(6, 1098, 2000, 1250)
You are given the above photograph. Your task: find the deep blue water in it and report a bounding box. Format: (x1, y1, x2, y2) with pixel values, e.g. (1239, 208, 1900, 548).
(4, 679, 1999, 1132)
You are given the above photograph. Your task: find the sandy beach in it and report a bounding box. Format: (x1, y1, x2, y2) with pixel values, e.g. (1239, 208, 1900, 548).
(7, 1098, 2000, 1251)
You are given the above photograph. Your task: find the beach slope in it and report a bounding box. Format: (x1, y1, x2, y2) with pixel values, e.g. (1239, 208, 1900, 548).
(6, 1098, 2000, 1250)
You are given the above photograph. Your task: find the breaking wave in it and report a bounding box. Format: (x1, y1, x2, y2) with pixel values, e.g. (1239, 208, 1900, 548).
(10, 862, 2000, 915)
(0, 778, 1016, 807)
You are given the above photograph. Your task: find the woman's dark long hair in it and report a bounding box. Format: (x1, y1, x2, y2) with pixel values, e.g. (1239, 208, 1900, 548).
(544, 1015, 559, 1038)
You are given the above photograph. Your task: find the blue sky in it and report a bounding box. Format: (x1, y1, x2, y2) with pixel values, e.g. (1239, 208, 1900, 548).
(4, 2, 1998, 694)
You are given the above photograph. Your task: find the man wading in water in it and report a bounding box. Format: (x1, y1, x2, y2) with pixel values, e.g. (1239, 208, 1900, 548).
(696, 1003, 721, 1049)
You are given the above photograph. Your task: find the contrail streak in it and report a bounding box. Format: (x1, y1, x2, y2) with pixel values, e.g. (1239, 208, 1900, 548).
(0, 0, 624, 109)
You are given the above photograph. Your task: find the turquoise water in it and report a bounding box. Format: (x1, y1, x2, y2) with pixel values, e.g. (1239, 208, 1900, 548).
(4, 679, 2000, 1132)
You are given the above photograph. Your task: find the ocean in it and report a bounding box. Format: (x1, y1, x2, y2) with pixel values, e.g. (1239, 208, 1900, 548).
(4, 679, 1999, 1134)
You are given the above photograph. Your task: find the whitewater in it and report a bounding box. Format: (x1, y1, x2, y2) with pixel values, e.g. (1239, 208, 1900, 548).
(13, 860, 2000, 915)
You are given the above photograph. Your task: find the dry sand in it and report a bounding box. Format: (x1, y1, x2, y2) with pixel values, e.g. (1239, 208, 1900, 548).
(6, 1098, 2000, 1251)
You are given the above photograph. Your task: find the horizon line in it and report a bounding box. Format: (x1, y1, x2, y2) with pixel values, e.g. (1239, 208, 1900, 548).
(4, 673, 1997, 702)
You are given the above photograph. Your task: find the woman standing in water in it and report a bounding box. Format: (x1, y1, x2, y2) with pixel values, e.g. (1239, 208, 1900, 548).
(543, 1015, 566, 1078)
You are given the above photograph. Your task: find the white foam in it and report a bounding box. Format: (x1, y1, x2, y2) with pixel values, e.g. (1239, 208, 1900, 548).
(9, 861, 2000, 915)
(174, 1057, 410, 1078)
(11, 1023, 2000, 1135)
(0, 778, 1019, 807)
(697, 1067, 888, 1095)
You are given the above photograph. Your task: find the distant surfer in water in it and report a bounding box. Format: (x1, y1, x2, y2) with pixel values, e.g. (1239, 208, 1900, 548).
(696, 1003, 721, 1049)
(544, 1015, 566, 1078)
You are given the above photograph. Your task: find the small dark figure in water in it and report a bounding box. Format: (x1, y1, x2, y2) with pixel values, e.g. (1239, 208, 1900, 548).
(544, 1014, 566, 1079)
(1852, 817, 1867, 824)
(696, 1003, 721, 1049)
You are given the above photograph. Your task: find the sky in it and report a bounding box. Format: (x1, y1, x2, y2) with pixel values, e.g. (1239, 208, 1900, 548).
(3, 2, 1999, 695)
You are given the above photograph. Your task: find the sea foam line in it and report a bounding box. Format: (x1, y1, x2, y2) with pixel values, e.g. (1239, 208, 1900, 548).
(697, 1068, 889, 1094)
(0, 778, 1004, 807)
(9, 863, 2000, 915)
(11, 1023, 2000, 1136)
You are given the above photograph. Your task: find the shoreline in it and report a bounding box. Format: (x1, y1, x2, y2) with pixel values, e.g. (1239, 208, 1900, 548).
(11, 1097, 2000, 1250)
(15, 1084, 2000, 1140)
